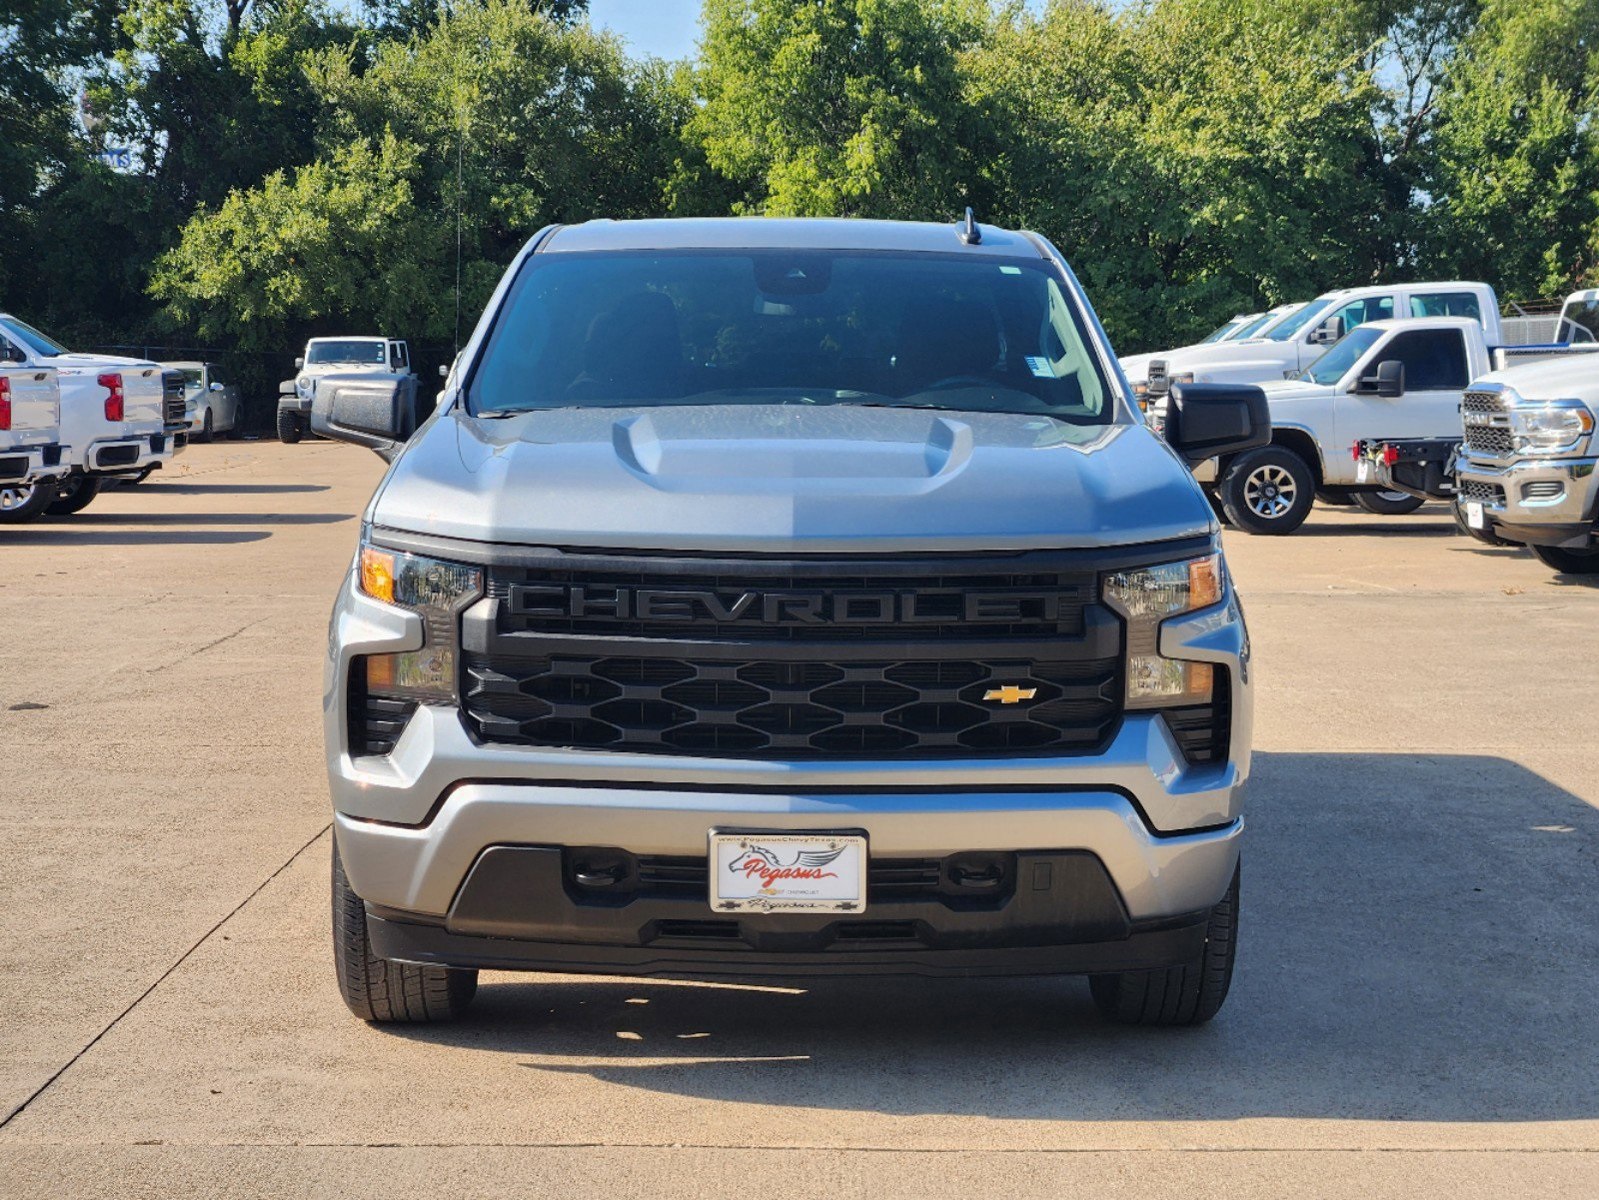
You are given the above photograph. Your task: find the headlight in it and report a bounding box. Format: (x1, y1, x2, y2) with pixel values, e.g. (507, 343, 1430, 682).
(1510, 399, 1594, 455)
(355, 540, 482, 703)
(1103, 554, 1222, 708)
(296, 375, 312, 398)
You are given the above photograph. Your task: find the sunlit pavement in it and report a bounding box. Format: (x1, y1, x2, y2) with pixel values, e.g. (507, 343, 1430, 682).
(2, 442, 1596, 1198)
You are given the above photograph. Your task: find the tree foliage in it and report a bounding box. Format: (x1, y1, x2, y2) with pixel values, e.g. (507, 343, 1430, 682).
(5, 0, 1599, 365)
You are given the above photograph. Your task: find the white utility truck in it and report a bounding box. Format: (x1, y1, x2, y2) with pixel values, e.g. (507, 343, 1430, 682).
(0, 314, 185, 515)
(1199, 316, 1513, 533)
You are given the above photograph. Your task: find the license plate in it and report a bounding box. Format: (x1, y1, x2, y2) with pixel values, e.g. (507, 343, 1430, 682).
(1465, 500, 1485, 529)
(1356, 459, 1371, 483)
(708, 831, 866, 914)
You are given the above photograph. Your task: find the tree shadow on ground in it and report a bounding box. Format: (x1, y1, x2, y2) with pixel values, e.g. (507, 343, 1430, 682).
(398, 752, 1599, 1124)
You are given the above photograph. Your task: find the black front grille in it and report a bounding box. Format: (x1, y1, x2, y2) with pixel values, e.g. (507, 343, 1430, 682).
(488, 558, 1092, 643)
(463, 551, 1129, 760)
(1461, 390, 1502, 415)
(1458, 478, 1505, 504)
(349, 661, 417, 756)
(465, 651, 1120, 758)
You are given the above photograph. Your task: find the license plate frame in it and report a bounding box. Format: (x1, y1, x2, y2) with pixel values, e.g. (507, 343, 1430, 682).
(1465, 500, 1485, 529)
(707, 829, 867, 914)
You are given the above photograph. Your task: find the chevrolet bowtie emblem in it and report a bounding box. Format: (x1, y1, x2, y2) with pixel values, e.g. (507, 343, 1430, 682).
(983, 685, 1038, 705)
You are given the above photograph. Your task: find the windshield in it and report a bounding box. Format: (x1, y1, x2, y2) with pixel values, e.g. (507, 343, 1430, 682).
(1301, 326, 1383, 385)
(1224, 313, 1272, 341)
(1199, 317, 1246, 344)
(179, 368, 203, 389)
(1557, 298, 1599, 344)
(1267, 297, 1335, 342)
(3, 317, 69, 358)
(306, 340, 386, 365)
(472, 250, 1118, 424)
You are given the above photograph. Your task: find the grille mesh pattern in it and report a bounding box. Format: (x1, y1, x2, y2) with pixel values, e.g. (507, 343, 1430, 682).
(1458, 478, 1505, 504)
(162, 374, 187, 424)
(464, 652, 1122, 757)
(1461, 390, 1503, 415)
(1463, 424, 1514, 456)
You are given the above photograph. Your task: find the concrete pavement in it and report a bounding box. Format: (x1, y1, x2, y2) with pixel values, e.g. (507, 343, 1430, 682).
(1, 442, 1596, 1197)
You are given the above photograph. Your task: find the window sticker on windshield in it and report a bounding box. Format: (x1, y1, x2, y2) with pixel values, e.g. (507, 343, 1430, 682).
(999, 266, 1022, 275)
(1024, 356, 1056, 378)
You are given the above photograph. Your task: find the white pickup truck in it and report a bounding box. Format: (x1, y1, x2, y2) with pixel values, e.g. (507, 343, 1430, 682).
(1124, 281, 1505, 400)
(1200, 315, 1517, 533)
(0, 364, 67, 522)
(0, 314, 185, 515)
(1122, 302, 1307, 404)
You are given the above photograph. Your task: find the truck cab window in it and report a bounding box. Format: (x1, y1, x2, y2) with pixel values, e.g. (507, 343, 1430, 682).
(1409, 292, 1482, 323)
(1384, 328, 1469, 390)
(1330, 296, 1393, 335)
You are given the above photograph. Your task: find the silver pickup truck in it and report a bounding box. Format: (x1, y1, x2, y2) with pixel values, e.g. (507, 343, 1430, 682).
(313, 216, 1267, 1028)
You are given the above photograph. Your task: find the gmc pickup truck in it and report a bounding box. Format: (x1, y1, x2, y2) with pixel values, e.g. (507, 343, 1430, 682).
(313, 216, 1266, 1027)
(0, 364, 67, 522)
(0, 314, 185, 514)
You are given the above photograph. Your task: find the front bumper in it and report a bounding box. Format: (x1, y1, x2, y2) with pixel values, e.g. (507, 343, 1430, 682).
(1455, 451, 1599, 547)
(325, 559, 1251, 973)
(0, 441, 65, 486)
(85, 432, 177, 475)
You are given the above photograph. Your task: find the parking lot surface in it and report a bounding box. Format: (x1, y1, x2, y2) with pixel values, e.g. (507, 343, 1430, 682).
(2, 442, 1596, 1198)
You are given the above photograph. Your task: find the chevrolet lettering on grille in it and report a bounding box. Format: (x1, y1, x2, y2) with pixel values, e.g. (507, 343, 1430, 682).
(506, 585, 1072, 626)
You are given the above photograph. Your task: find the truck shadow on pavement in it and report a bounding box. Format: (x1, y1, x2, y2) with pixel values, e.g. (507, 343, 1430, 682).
(149, 482, 331, 495)
(405, 751, 1599, 1123)
(0, 529, 273, 546)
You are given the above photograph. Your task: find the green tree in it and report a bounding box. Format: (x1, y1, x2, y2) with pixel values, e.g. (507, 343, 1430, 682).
(688, 0, 992, 217)
(1423, 0, 1599, 296)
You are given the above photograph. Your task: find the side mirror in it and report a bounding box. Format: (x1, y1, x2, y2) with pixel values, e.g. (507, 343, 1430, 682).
(294, 356, 305, 369)
(310, 373, 417, 461)
(2, 342, 26, 364)
(1310, 315, 1345, 346)
(1164, 382, 1271, 467)
(209, 381, 224, 392)
(1356, 359, 1405, 398)
(438, 363, 449, 379)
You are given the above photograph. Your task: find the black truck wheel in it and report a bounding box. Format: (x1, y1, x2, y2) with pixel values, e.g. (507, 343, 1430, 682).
(277, 408, 304, 444)
(45, 473, 104, 516)
(1353, 489, 1425, 516)
(1532, 543, 1599, 575)
(1315, 487, 1357, 506)
(333, 843, 477, 1023)
(1090, 864, 1238, 1027)
(1451, 503, 1512, 546)
(0, 481, 52, 523)
(1218, 446, 1315, 534)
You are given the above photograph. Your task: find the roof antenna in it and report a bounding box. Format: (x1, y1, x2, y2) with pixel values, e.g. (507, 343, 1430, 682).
(959, 206, 981, 245)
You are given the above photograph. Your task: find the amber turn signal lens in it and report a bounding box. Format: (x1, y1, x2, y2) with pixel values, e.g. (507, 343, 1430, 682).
(359, 546, 396, 603)
(1188, 556, 1222, 610)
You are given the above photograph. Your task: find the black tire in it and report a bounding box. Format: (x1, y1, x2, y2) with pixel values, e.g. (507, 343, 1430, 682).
(1315, 487, 1357, 507)
(277, 408, 304, 444)
(0, 480, 52, 523)
(1204, 487, 1232, 527)
(1090, 864, 1238, 1027)
(1352, 489, 1425, 516)
(332, 842, 477, 1023)
(1218, 446, 1315, 535)
(195, 408, 214, 443)
(1451, 502, 1512, 546)
(45, 473, 104, 516)
(1532, 543, 1599, 575)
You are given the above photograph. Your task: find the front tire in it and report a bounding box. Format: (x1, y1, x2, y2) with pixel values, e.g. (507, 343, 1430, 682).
(1218, 446, 1315, 535)
(45, 473, 104, 516)
(1353, 489, 1425, 516)
(1532, 543, 1599, 575)
(277, 408, 304, 444)
(332, 843, 477, 1023)
(1090, 864, 1238, 1027)
(195, 409, 214, 443)
(0, 481, 52, 523)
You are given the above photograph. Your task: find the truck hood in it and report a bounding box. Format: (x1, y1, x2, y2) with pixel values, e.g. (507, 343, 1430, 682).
(370, 404, 1213, 553)
(1129, 339, 1295, 381)
(48, 352, 159, 372)
(1256, 378, 1335, 406)
(1477, 353, 1599, 403)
